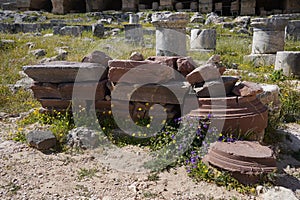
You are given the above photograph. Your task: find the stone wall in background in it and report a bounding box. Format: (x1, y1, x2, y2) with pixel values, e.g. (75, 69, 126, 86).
(1, 0, 300, 15)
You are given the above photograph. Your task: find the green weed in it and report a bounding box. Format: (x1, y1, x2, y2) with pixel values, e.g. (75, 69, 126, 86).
(77, 168, 98, 180)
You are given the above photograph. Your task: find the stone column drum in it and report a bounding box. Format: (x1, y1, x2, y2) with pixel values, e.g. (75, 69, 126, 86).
(190, 2, 198, 11)
(285, 20, 300, 41)
(190, 29, 216, 51)
(244, 17, 289, 66)
(122, 0, 138, 12)
(251, 18, 288, 54)
(152, 12, 189, 56)
(124, 24, 143, 45)
(152, 2, 159, 10)
(275, 51, 300, 77)
(129, 14, 139, 24)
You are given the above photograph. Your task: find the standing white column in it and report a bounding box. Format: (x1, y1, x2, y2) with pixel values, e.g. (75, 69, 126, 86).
(152, 12, 189, 56)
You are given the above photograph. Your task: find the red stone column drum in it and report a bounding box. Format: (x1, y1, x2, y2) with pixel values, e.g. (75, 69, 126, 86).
(203, 141, 276, 184)
(188, 95, 268, 141)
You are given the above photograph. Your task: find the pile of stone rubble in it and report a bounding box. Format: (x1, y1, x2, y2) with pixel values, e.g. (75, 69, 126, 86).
(24, 53, 270, 138)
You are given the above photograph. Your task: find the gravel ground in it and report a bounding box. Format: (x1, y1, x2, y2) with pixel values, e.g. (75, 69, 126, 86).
(0, 117, 299, 200)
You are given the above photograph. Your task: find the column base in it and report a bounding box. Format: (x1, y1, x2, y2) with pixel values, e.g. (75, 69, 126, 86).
(244, 54, 276, 67)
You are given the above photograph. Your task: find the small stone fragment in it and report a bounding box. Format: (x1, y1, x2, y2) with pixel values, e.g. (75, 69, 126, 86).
(82, 50, 112, 67)
(194, 76, 239, 97)
(146, 56, 180, 69)
(129, 52, 144, 61)
(92, 23, 105, 38)
(67, 127, 100, 149)
(232, 81, 263, 96)
(26, 131, 57, 150)
(30, 49, 46, 58)
(186, 62, 226, 85)
(176, 57, 197, 77)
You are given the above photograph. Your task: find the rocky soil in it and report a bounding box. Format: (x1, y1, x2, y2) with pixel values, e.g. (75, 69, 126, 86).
(0, 115, 300, 200)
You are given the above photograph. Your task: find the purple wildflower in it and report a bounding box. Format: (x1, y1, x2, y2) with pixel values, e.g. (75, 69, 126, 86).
(191, 157, 196, 164)
(178, 144, 182, 150)
(207, 113, 212, 119)
(196, 128, 201, 135)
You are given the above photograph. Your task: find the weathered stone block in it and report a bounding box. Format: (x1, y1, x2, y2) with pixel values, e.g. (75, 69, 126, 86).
(124, 24, 143, 44)
(176, 57, 197, 77)
(232, 81, 263, 97)
(59, 80, 108, 100)
(59, 26, 82, 37)
(147, 56, 180, 69)
(129, 14, 139, 24)
(251, 29, 285, 54)
(51, 0, 66, 14)
(122, 0, 138, 11)
(186, 63, 226, 85)
(108, 60, 175, 83)
(1, 2, 17, 10)
(193, 76, 239, 97)
(26, 131, 57, 150)
(86, 0, 105, 12)
(112, 81, 189, 104)
(275, 51, 300, 77)
(68, 127, 100, 149)
(240, 0, 256, 15)
(82, 51, 112, 67)
(16, 0, 30, 10)
(190, 29, 216, 50)
(92, 23, 104, 38)
(23, 61, 108, 83)
(39, 99, 71, 110)
(199, 0, 213, 13)
(285, 20, 300, 41)
(31, 83, 61, 99)
(152, 12, 189, 56)
(203, 141, 276, 185)
(244, 54, 276, 67)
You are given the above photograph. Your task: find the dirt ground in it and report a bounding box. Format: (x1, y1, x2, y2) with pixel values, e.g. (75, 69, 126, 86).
(0, 116, 299, 200)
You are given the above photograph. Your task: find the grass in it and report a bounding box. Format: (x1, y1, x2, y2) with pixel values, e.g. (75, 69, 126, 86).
(77, 168, 98, 180)
(147, 172, 160, 181)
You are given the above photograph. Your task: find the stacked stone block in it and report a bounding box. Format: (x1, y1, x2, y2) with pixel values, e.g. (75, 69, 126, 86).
(23, 61, 111, 112)
(198, 0, 212, 13)
(159, 0, 173, 10)
(107, 57, 195, 122)
(122, 0, 138, 11)
(0, 0, 17, 10)
(240, 0, 255, 16)
(23, 54, 269, 140)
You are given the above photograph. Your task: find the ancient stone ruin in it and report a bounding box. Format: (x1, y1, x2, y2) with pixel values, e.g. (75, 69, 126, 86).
(24, 53, 269, 142)
(245, 17, 289, 66)
(152, 12, 189, 56)
(1, 0, 300, 15)
(203, 141, 277, 184)
(13, 5, 300, 185)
